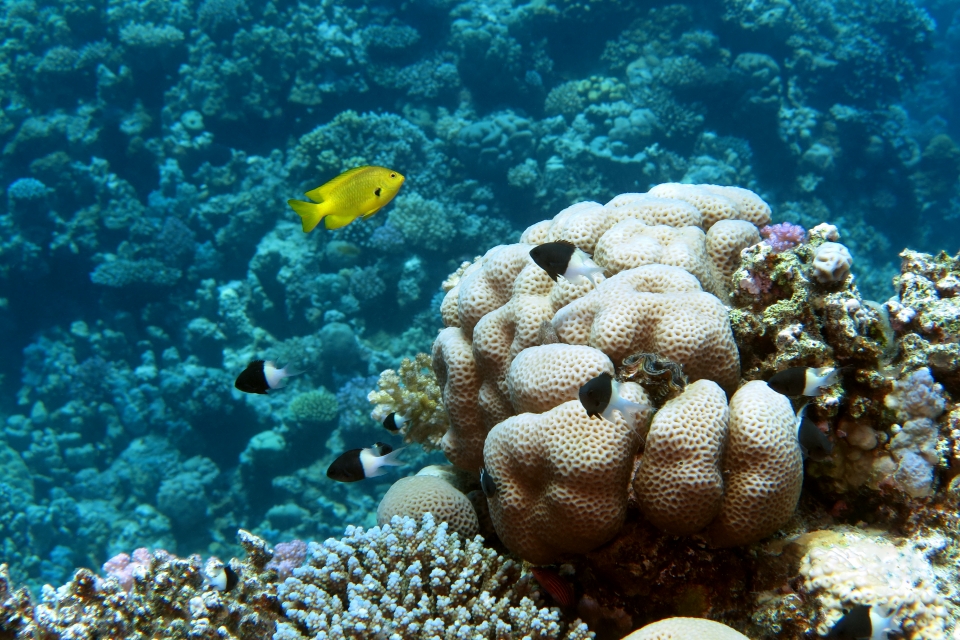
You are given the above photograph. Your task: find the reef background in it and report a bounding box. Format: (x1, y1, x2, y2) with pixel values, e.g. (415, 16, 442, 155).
(0, 0, 959, 599)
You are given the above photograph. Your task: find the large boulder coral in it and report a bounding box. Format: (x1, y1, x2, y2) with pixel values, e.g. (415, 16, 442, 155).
(705, 380, 803, 548)
(432, 184, 768, 478)
(424, 185, 810, 565)
(483, 388, 649, 565)
(634, 379, 802, 547)
(553, 265, 740, 394)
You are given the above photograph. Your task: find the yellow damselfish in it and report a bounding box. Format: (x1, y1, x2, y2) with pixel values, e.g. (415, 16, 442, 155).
(287, 165, 405, 233)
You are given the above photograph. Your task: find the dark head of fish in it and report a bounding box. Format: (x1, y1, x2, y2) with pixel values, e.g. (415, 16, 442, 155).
(383, 412, 400, 432)
(798, 415, 834, 458)
(373, 441, 393, 456)
(480, 467, 497, 497)
(579, 373, 613, 417)
(767, 366, 807, 396)
(223, 564, 240, 592)
(529, 242, 576, 282)
(235, 360, 269, 394)
(326, 449, 366, 482)
(827, 604, 872, 640)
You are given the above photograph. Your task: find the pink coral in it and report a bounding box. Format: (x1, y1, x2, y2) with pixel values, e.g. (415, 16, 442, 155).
(739, 270, 773, 295)
(760, 222, 806, 253)
(102, 547, 154, 591)
(265, 539, 307, 579)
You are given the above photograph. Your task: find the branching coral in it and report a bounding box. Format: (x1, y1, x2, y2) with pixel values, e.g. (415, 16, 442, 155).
(275, 514, 593, 640)
(368, 353, 449, 450)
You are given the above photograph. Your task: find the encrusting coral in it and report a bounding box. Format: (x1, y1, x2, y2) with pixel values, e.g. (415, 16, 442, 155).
(796, 527, 957, 640)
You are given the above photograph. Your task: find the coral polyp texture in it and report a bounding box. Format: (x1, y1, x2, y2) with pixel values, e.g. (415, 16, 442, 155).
(376, 473, 480, 538)
(623, 617, 751, 640)
(632, 378, 802, 547)
(484, 390, 648, 565)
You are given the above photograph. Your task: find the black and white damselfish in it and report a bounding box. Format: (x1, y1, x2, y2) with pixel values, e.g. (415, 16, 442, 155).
(326, 443, 405, 483)
(767, 366, 844, 397)
(382, 412, 408, 433)
(796, 404, 834, 459)
(826, 604, 899, 640)
(234, 360, 299, 394)
(480, 467, 497, 497)
(529, 241, 605, 286)
(579, 373, 649, 425)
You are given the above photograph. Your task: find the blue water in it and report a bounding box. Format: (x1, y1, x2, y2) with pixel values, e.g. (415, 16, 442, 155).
(0, 0, 957, 609)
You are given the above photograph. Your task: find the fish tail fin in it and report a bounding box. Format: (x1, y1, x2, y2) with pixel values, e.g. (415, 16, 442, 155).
(287, 199, 329, 233)
(823, 367, 846, 388)
(603, 396, 649, 425)
(367, 447, 407, 477)
(278, 363, 304, 377)
(584, 267, 605, 287)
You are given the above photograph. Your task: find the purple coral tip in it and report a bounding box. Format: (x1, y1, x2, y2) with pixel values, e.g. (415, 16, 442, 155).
(760, 222, 807, 253)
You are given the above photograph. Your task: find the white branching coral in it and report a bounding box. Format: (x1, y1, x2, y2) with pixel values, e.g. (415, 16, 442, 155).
(275, 514, 593, 640)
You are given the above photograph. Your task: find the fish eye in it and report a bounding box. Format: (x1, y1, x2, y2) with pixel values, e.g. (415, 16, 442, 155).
(390, 173, 396, 178)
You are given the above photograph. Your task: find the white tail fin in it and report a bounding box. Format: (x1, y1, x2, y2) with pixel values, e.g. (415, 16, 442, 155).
(366, 447, 407, 478)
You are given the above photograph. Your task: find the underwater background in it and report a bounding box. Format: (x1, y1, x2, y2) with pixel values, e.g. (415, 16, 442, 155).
(1, 0, 959, 637)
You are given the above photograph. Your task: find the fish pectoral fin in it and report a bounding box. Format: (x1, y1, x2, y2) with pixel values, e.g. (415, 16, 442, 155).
(324, 212, 359, 230)
(360, 205, 385, 219)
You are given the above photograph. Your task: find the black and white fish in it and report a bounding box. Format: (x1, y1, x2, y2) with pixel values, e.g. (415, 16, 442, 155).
(202, 557, 239, 592)
(767, 366, 844, 397)
(382, 412, 408, 433)
(480, 467, 497, 497)
(579, 373, 648, 424)
(371, 441, 393, 456)
(326, 444, 405, 483)
(529, 241, 605, 286)
(826, 604, 899, 640)
(796, 404, 834, 459)
(234, 360, 299, 394)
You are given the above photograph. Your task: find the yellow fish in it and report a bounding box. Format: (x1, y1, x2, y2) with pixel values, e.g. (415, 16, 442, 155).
(287, 166, 405, 232)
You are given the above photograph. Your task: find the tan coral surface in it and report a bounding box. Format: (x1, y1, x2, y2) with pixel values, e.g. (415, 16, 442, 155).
(707, 381, 803, 548)
(623, 617, 751, 640)
(483, 393, 646, 564)
(553, 265, 740, 393)
(634, 380, 730, 535)
(505, 344, 614, 414)
(377, 474, 479, 539)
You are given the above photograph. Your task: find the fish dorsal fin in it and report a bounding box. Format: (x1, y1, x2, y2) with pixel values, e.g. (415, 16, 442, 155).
(304, 165, 373, 202)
